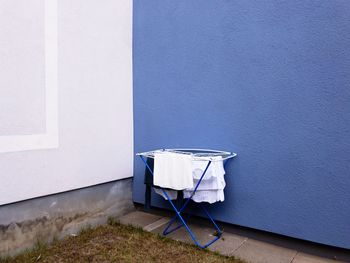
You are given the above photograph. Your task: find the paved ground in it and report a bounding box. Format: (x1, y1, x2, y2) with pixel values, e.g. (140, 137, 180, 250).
(118, 210, 350, 263)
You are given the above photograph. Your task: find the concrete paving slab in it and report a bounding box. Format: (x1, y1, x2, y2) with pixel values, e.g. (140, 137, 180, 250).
(233, 239, 297, 263)
(151, 220, 207, 244)
(143, 217, 170, 232)
(120, 210, 345, 263)
(179, 222, 248, 255)
(165, 226, 194, 243)
(209, 233, 248, 256)
(150, 219, 247, 255)
(118, 211, 162, 228)
(151, 221, 193, 243)
(292, 252, 343, 263)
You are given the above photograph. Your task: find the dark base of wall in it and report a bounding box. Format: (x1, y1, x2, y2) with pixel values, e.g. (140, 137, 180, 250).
(0, 178, 134, 256)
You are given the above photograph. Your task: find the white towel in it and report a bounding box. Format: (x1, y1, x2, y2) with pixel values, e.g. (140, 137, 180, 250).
(153, 152, 193, 190)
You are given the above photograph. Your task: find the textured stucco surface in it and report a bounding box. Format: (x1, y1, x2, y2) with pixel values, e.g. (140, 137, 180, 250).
(0, 179, 134, 256)
(0, 0, 46, 136)
(132, 0, 350, 248)
(0, 0, 133, 205)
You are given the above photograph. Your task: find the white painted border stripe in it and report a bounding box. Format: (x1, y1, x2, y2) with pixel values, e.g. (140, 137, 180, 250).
(45, 0, 58, 139)
(0, 0, 58, 153)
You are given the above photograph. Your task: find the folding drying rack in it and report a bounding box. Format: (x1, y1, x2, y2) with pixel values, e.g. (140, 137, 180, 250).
(137, 148, 237, 249)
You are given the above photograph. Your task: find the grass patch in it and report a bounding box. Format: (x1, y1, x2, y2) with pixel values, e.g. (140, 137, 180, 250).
(1, 219, 244, 263)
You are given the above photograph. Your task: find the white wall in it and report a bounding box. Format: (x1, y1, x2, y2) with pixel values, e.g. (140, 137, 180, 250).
(0, 0, 133, 205)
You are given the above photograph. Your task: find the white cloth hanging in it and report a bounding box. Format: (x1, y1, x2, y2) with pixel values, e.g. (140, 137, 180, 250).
(183, 189, 225, 204)
(191, 176, 225, 191)
(153, 151, 193, 190)
(154, 188, 178, 200)
(184, 158, 226, 203)
(153, 151, 226, 203)
(192, 157, 225, 180)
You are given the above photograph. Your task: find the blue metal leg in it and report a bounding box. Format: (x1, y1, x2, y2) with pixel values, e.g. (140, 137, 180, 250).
(168, 210, 221, 249)
(162, 208, 193, 235)
(163, 218, 183, 235)
(139, 156, 223, 249)
(200, 204, 222, 233)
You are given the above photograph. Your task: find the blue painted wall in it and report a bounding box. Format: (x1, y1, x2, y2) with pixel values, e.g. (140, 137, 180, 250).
(133, 0, 350, 249)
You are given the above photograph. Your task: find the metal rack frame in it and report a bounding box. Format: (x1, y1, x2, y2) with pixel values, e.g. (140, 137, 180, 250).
(137, 148, 237, 249)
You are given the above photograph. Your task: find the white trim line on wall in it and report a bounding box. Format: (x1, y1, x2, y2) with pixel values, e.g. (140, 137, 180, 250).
(0, 0, 58, 153)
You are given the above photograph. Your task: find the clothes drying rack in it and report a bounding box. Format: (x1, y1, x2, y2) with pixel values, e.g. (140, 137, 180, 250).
(137, 148, 237, 249)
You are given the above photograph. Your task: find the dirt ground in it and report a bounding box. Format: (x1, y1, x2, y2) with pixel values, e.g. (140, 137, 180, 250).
(0, 219, 244, 263)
